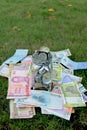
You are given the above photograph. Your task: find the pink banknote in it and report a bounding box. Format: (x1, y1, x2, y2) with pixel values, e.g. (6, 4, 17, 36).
(21, 55, 32, 64)
(7, 63, 32, 99)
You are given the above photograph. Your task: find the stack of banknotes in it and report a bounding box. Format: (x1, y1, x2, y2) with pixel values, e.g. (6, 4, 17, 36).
(0, 48, 87, 120)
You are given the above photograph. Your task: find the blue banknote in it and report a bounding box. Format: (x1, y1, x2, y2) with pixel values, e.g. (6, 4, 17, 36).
(51, 49, 71, 62)
(61, 73, 82, 84)
(82, 93, 87, 103)
(59, 56, 87, 70)
(3, 49, 28, 64)
(14, 90, 63, 109)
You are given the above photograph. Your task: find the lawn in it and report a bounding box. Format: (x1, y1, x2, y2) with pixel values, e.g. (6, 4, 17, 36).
(0, 0, 87, 130)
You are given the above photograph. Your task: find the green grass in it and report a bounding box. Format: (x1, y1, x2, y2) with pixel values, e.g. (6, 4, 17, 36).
(0, 0, 87, 129)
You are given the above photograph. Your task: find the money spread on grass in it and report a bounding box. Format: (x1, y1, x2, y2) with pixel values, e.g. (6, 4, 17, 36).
(0, 47, 87, 120)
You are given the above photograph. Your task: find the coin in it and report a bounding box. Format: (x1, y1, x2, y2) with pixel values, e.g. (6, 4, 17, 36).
(34, 83, 43, 88)
(39, 46, 50, 53)
(34, 73, 42, 83)
(42, 71, 52, 85)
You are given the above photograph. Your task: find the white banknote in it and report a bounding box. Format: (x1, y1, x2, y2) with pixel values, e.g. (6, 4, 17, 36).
(41, 108, 71, 120)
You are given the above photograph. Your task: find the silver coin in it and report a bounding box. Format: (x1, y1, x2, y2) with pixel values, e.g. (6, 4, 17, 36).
(32, 52, 39, 65)
(34, 73, 42, 83)
(39, 53, 47, 64)
(42, 71, 52, 85)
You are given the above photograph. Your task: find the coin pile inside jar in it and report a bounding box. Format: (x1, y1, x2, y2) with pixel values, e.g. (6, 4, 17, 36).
(32, 47, 52, 90)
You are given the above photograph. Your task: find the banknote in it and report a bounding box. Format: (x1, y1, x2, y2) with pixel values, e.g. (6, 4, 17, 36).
(61, 66, 74, 75)
(61, 82, 86, 107)
(77, 84, 87, 103)
(3, 49, 28, 64)
(61, 73, 82, 84)
(82, 93, 87, 103)
(53, 63, 74, 74)
(14, 90, 64, 109)
(78, 84, 87, 93)
(52, 84, 62, 95)
(0, 64, 9, 77)
(52, 63, 62, 82)
(7, 63, 32, 99)
(10, 100, 35, 119)
(21, 55, 32, 64)
(16, 103, 36, 108)
(52, 63, 74, 84)
(41, 108, 71, 120)
(59, 56, 87, 70)
(52, 63, 81, 84)
(51, 49, 71, 62)
(51, 84, 74, 113)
